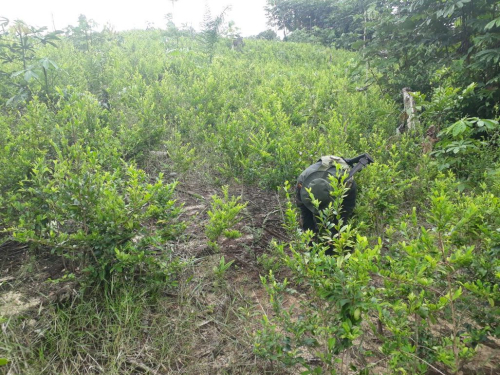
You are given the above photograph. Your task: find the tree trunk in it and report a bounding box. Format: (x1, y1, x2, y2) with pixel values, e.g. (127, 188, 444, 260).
(397, 87, 420, 133)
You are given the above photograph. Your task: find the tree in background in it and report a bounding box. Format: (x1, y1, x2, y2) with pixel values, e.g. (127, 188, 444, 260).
(64, 15, 99, 52)
(255, 29, 279, 40)
(0, 19, 61, 105)
(265, 0, 376, 47)
(365, 0, 500, 117)
(265, 0, 500, 118)
(200, 5, 230, 62)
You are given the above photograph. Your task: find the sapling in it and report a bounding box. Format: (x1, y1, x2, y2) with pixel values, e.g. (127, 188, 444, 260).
(205, 185, 247, 250)
(213, 255, 234, 280)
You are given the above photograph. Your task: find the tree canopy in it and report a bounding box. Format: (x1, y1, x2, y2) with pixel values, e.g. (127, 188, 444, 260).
(266, 0, 500, 116)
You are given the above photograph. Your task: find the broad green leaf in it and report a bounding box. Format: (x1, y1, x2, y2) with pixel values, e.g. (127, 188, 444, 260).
(11, 69, 25, 78)
(477, 119, 498, 130)
(451, 120, 467, 137)
(24, 70, 38, 81)
(485, 17, 500, 30)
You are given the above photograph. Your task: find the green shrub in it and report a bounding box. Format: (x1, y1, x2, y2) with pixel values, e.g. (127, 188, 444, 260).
(7, 144, 184, 283)
(255, 178, 379, 372)
(256, 174, 499, 373)
(205, 186, 247, 250)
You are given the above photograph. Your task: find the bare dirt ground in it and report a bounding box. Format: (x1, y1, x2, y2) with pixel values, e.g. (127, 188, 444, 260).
(0, 241, 77, 317)
(1, 174, 499, 374)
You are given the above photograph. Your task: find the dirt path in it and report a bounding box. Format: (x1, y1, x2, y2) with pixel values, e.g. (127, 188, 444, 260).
(176, 179, 288, 276)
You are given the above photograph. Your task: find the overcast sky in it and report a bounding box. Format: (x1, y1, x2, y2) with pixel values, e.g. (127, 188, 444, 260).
(1, 0, 270, 36)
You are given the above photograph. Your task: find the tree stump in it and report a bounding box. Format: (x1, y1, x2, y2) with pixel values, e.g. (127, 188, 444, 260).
(397, 87, 420, 133)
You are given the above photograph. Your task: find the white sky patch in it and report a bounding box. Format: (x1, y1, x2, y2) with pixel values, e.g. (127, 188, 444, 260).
(1, 0, 270, 36)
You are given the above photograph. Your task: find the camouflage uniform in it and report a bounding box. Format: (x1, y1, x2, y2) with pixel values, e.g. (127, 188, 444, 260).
(296, 155, 358, 233)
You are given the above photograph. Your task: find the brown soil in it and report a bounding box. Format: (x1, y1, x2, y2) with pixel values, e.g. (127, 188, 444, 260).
(0, 240, 76, 317)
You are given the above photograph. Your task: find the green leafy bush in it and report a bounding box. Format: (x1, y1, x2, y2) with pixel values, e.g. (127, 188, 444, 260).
(205, 185, 247, 250)
(256, 174, 499, 373)
(373, 176, 500, 373)
(432, 117, 499, 181)
(7, 144, 184, 283)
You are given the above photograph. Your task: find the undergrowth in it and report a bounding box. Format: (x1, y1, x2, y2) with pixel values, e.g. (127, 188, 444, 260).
(0, 19, 498, 374)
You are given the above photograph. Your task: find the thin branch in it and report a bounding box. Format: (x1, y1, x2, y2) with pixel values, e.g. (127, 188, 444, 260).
(403, 352, 446, 375)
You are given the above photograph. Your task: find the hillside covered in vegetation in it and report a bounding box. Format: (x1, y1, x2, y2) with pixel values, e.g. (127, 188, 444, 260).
(0, 11, 499, 374)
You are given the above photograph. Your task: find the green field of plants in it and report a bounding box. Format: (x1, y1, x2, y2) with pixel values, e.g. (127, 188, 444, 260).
(0, 12, 499, 374)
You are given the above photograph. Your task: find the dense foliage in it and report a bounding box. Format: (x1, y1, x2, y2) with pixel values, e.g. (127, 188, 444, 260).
(0, 13, 499, 374)
(266, 0, 500, 117)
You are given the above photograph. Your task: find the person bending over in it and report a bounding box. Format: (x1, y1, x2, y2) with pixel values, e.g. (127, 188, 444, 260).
(296, 154, 373, 251)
